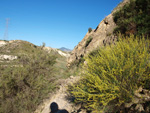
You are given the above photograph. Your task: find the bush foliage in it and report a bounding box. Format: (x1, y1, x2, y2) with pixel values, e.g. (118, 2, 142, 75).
(88, 27, 92, 33)
(0, 47, 56, 113)
(113, 0, 150, 37)
(85, 36, 93, 47)
(70, 35, 150, 112)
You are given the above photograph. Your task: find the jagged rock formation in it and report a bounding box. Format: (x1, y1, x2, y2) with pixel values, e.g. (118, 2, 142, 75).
(67, 14, 115, 67)
(67, 0, 130, 67)
(123, 87, 150, 112)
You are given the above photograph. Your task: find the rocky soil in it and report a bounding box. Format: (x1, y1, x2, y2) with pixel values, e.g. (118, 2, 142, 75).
(34, 76, 86, 113)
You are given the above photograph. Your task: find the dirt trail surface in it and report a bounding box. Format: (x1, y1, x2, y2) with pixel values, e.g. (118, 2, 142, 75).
(34, 76, 85, 113)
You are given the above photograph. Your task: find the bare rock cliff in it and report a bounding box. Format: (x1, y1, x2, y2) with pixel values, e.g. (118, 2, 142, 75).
(67, 0, 129, 67)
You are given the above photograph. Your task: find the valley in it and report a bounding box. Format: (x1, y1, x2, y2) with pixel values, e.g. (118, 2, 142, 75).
(0, 0, 150, 112)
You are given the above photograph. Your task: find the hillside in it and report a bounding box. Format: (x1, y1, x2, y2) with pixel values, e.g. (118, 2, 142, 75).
(67, 0, 129, 67)
(1, 0, 150, 112)
(68, 0, 150, 67)
(0, 40, 70, 113)
(67, 0, 150, 112)
(113, 0, 150, 36)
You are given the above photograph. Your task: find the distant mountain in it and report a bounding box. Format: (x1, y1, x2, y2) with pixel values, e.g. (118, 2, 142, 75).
(59, 47, 72, 52)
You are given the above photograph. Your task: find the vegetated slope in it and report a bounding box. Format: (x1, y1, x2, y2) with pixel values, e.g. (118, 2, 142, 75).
(69, 35, 150, 112)
(0, 40, 69, 113)
(113, 0, 150, 36)
(67, 0, 130, 67)
(68, 0, 150, 112)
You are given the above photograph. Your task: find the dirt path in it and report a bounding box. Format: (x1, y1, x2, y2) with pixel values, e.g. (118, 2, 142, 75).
(34, 76, 84, 113)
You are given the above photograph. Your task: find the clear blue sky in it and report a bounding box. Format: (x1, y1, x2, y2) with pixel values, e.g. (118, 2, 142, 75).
(0, 0, 122, 49)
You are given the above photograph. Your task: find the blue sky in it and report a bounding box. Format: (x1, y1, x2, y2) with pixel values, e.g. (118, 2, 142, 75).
(0, 0, 122, 49)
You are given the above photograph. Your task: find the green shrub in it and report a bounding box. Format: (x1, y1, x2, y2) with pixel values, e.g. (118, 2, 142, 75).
(0, 50, 56, 113)
(113, 0, 150, 37)
(88, 27, 92, 33)
(69, 35, 150, 112)
(85, 36, 93, 47)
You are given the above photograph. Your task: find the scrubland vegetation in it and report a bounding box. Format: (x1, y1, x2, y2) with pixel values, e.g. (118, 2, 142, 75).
(69, 0, 150, 112)
(69, 35, 150, 112)
(113, 0, 150, 36)
(0, 41, 69, 113)
(1, 0, 150, 112)
(88, 27, 92, 33)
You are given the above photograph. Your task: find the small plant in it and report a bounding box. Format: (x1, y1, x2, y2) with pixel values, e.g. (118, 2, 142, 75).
(88, 27, 92, 33)
(42, 42, 46, 48)
(85, 36, 93, 47)
(106, 32, 112, 36)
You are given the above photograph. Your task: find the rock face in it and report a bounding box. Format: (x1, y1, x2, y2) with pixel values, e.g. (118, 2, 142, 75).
(0, 55, 17, 60)
(124, 87, 150, 113)
(67, 0, 129, 67)
(67, 14, 116, 67)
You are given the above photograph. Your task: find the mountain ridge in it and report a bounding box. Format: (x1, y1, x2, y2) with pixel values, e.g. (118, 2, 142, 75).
(0, 40, 70, 58)
(67, 0, 130, 67)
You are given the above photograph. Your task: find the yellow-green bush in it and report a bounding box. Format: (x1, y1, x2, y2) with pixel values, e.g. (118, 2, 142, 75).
(70, 35, 150, 112)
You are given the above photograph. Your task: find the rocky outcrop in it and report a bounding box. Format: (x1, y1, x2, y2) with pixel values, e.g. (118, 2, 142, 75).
(0, 40, 20, 47)
(67, 14, 116, 67)
(123, 87, 150, 113)
(0, 55, 17, 61)
(0, 41, 7, 47)
(67, 0, 130, 67)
